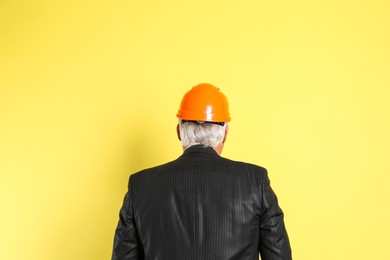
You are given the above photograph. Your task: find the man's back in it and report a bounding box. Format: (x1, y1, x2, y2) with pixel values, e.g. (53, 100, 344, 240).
(113, 145, 291, 260)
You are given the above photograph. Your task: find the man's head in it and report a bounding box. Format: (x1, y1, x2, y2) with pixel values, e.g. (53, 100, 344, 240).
(176, 83, 230, 154)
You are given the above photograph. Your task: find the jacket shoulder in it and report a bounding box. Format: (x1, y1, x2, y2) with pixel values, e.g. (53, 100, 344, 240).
(220, 156, 268, 175)
(126, 161, 175, 186)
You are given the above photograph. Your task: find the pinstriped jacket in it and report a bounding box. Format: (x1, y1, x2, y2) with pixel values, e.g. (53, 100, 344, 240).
(112, 145, 292, 260)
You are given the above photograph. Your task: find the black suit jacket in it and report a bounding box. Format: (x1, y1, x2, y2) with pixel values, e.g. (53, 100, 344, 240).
(112, 145, 291, 260)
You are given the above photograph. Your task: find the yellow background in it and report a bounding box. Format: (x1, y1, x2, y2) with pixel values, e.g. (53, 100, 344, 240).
(1, 0, 389, 259)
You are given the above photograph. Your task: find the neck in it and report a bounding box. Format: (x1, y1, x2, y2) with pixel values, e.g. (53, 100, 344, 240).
(214, 142, 224, 155)
(182, 143, 224, 155)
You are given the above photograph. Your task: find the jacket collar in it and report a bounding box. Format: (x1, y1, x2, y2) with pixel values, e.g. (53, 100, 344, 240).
(181, 144, 219, 157)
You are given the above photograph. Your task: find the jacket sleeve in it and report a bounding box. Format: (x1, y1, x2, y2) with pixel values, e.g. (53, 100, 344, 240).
(112, 177, 142, 260)
(258, 171, 292, 260)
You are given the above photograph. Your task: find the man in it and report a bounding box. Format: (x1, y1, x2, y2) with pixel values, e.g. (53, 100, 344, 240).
(112, 83, 292, 260)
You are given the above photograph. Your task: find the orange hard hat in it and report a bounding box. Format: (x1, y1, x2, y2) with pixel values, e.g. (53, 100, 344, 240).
(177, 83, 231, 122)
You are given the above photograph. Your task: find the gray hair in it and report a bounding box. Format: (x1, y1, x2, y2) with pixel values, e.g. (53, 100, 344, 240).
(179, 119, 227, 148)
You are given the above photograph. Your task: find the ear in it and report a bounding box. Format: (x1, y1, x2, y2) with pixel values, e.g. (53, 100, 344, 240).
(176, 124, 181, 141)
(222, 124, 229, 143)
